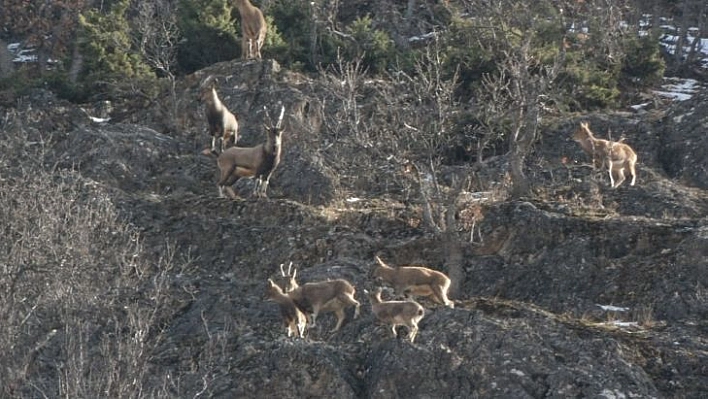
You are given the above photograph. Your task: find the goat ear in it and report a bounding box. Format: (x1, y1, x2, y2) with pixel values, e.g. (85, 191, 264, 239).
(268, 278, 275, 286)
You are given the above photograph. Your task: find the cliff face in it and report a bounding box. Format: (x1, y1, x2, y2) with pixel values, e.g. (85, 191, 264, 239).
(0, 60, 706, 398)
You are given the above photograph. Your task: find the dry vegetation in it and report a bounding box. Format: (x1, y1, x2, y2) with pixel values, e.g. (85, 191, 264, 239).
(1, 54, 706, 397)
(0, 118, 193, 397)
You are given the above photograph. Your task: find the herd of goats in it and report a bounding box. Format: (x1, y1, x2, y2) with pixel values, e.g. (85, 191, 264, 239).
(266, 257, 454, 343)
(197, 81, 639, 340)
(199, 0, 639, 342)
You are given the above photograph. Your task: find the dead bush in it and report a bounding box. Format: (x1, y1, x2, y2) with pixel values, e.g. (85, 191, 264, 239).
(0, 123, 193, 397)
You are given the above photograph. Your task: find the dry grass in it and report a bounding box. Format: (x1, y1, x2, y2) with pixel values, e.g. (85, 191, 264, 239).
(0, 122, 200, 397)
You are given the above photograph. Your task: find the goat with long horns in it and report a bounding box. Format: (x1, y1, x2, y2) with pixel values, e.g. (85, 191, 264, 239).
(204, 105, 285, 198)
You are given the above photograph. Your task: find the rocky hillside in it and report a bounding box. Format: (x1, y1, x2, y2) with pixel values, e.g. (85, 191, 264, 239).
(1, 59, 706, 398)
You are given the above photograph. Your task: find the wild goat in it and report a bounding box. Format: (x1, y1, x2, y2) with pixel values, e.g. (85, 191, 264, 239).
(373, 256, 454, 308)
(233, 0, 267, 59)
(204, 106, 285, 198)
(572, 122, 638, 188)
(367, 287, 425, 343)
(266, 279, 306, 338)
(276, 263, 360, 332)
(199, 80, 239, 153)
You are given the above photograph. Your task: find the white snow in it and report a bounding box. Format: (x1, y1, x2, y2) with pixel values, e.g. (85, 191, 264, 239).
(13, 50, 38, 63)
(597, 304, 630, 312)
(408, 31, 437, 43)
(653, 78, 700, 101)
(610, 321, 639, 328)
(510, 368, 525, 377)
(7, 42, 58, 65)
(89, 116, 111, 123)
(630, 102, 651, 111)
(600, 388, 628, 399)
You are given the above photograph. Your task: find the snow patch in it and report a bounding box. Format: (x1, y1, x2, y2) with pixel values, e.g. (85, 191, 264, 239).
(653, 78, 700, 101)
(597, 304, 630, 312)
(630, 102, 651, 111)
(510, 369, 525, 377)
(89, 116, 111, 124)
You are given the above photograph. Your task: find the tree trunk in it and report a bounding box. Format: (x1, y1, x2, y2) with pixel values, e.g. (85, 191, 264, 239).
(509, 148, 531, 198)
(0, 39, 13, 79)
(444, 201, 464, 299)
(509, 116, 538, 198)
(309, 4, 319, 67)
(67, 42, 84, 84)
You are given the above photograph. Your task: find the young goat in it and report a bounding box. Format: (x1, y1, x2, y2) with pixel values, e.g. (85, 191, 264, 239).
(276, 264, 360, 332)
(205, 106, 285, 198)
(373, 256, 454, 308)
(572, 122, 638, 188)
(233, 0, 267, 59)
(266, 279, 306, 338)
(200, 81, 239, 153)
(367, 287, 425, 343)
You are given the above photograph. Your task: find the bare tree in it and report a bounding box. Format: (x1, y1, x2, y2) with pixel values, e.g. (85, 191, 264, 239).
(467, 0, 566, 198)
(133, 0, 181, 130)
(385, 39, 469, 296)
(681, 0, 707, 66)
(397, 40, 460, 234)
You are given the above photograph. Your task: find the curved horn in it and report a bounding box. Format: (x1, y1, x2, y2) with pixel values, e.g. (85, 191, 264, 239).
(287, 261, 293, 276)
(280, 263, 286, 276)
(263, 105, 273, 127)
(275, 105, 285, 129)
(200, 75, 215, 89)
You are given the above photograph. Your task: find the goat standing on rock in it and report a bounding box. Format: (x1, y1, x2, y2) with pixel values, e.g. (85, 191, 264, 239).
(204, 106, 285, 198)
(200, 80, 239, 153)
(367, 287, 425, 343)
(275, 263, 361, 332)
(266, 279, 307, 338)
(233, 0, 267, 59)
(373, 256, 455, 308)
(572, 122, 638, 188)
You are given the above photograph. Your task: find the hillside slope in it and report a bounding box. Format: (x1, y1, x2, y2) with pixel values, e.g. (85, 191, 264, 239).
(0, 59, 706, 398)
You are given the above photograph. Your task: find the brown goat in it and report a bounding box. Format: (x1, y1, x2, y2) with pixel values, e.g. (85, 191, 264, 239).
(233, 0, 267, 59)
(204, 106, 284, 198)
(367, 287, 425, 343)
(266, 279, 306, 338)
(276, 264, 360, 332)
(373, 256, 454, 308)
(572, 122, 638, 188)
(200, 82, 239, 153)
(274, 262, 298, 292)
